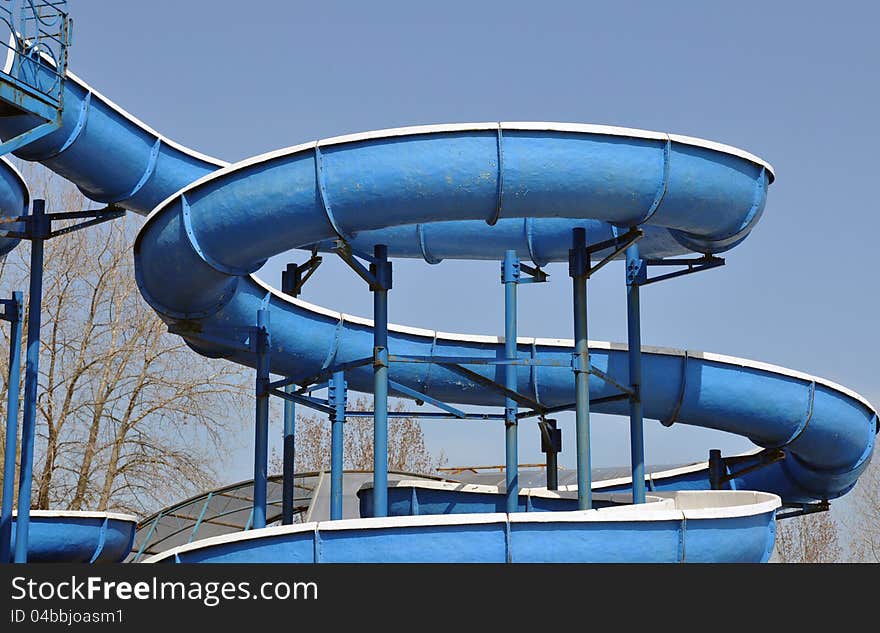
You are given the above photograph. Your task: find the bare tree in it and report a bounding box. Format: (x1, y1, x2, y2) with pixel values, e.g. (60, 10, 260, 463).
(0, 164, 249, 516)
(847, 458, 880, 562)
(774, 510, 842, 563)
(272, 396, 446, 475)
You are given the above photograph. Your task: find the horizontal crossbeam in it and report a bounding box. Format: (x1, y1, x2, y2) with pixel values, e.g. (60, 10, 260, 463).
(344, 411, 506, 421)
(516, 392, 630, 420)
(3, 206, 125, 240)
(776, 500, 830, 521)
(388, 354, 570, 368)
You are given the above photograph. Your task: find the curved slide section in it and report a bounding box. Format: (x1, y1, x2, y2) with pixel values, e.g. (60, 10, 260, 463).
(143, 491, 781, 564)
(0, 70, 875, 515)
(7, 511, 137, 563)
(0, 155, 30, 257)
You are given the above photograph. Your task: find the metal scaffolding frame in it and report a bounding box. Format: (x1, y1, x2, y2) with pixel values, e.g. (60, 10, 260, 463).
(231, 223, 731, 529)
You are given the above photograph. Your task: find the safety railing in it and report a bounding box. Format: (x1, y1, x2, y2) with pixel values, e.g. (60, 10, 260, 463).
(0, 0, 70, 106)
(0, 1, 71, 155)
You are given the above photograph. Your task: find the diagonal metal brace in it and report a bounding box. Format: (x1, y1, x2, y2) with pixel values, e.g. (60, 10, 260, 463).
(588, 364, 635, 397)
(444, 363, 546, 413)
(571, 353, 635, 397)
(639, 255, 725, 286)
(271, 388, 333, 415)
(709, 448, 785, 489)
(3, 206, 126, 240)
(333, 242, 391, 290)
(281, 252, 323, 298)
(388, 379, 467, 419)
(517, 262, 548, 284)
(587, 227, 643, 278)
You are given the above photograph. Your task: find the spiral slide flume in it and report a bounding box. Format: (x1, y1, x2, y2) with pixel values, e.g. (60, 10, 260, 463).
(1, 68, 876, 562)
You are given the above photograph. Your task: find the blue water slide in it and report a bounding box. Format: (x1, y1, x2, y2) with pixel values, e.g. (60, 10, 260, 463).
(0, 70, 875, 514)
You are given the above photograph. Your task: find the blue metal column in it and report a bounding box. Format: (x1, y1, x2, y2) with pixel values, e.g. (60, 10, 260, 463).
(15, 200, 47, 562)
(328, 371, 346, 520)
(0, 291, 23, 562)
(371, 245, 391, 517)
(281, 382, 296, 525)
(569, 228, 592, 510)
(625, 243, 647, 504)
(253, 308, 270, 529)
(502, 250, 519, 513)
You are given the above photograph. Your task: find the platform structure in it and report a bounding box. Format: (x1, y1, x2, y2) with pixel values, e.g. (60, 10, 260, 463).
(0, 1, 71, 154)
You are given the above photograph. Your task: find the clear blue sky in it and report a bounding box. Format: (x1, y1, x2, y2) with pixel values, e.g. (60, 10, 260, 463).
(68, 1, 879, 481)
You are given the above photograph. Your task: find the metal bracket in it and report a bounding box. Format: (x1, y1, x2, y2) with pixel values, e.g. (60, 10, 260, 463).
(587, 227, 643, 278)
(333, 242, 391, 291)
(517, 261, 548, 284)
(327, 375, 348, 421)
(0, 294, 22, 324)
(638, 255, 725, 286)
(3, 205, 126, 241)
(538, 418, 562, 454)
(776, 500, 830, 521)
(708, 448, 785, 489)
(568, 227, 643, 280)
(281, 251, 323, 298)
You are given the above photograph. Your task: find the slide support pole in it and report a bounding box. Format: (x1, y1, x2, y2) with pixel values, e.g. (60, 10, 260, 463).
(502, 250, 519, 513)
(329, 371, 347, 520)
(540, 418, 561, 491)
(569, 228, 592, 510)
(626, 243, 647, 504)
(14, 201, 47, 562)
(281, 382, 296, 525)
(0, 291, 23, 563)
(253, 308, 270, 529)
(371, 245, 391, 517)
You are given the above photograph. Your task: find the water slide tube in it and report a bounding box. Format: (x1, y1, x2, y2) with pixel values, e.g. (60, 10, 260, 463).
(0, 67, 876, 562)
(0, 155, 29, 257)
